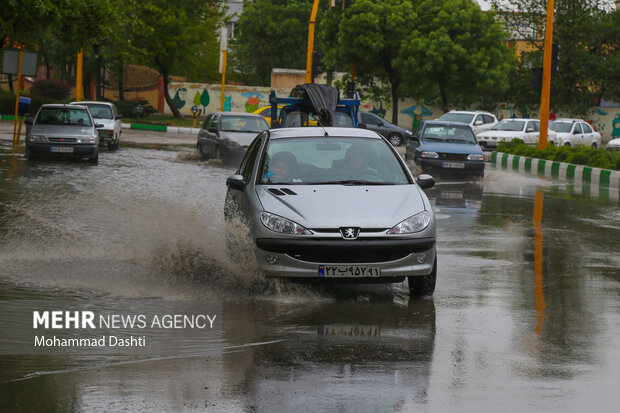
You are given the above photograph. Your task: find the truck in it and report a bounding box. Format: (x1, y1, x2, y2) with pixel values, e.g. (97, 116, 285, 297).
(269, 83, 360, 129)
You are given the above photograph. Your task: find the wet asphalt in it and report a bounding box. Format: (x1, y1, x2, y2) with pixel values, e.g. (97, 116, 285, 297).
(0, 123, 619, 412)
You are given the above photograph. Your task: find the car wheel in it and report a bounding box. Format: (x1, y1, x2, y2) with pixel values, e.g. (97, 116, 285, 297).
(388, 133, 403, 147)
(591, 142, 597, 149)
(408, 257, 436, 297)
(563, 142, 571, 147)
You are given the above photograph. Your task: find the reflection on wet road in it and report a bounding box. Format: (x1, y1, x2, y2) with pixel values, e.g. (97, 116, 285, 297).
(1, 142, 619, 412)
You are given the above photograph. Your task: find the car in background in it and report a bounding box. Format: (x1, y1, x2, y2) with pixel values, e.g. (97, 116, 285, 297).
(71, 101, 122, 150)
(606, 138, 620, 150)
(438, 110, 498, 135)
(197, 111, 269, 162)
(549, 119, 602, 148)
(357, 111, 413, 147)
(477, 118, 556, 148)
(253, 105, 285, 127)
(405, 120, 485, 177)
(224, 127, 438, 296)
(25, 104, 101, 163)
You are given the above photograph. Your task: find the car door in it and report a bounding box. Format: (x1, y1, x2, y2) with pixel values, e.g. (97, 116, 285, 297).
(472, 114, 485, 134)
(580, 122, 594, 146)
(571, 122, 583, 146)
(525, 121, 538, 145)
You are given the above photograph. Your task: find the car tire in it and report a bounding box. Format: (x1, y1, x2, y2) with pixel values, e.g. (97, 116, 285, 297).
(563, 142, 571, 147)
(591, 142, 597, 149)
(388, 133, 403, 147)
(408, 257, 436, 297)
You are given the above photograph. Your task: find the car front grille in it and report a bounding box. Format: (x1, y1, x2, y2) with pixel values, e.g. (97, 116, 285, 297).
(438, 152, 468, 161)
(256, 238, 435, 264)
(48, 137, 77, 143)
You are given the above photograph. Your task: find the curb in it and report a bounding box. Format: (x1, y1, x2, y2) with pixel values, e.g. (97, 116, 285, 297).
(491, 152, 620, 200)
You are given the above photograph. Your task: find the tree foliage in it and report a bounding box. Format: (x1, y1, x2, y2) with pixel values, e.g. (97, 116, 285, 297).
(232, 0, 317, 86)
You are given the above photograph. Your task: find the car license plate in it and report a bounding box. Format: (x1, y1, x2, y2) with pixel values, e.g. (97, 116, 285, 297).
(442, 161, 465, 169)
(50, 146, 74, 153)
(318, 265, 381, 277)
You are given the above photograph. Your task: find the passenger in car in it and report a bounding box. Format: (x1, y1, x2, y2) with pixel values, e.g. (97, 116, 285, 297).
(336, 144, 380, 179)
(266, 151, 298, 183)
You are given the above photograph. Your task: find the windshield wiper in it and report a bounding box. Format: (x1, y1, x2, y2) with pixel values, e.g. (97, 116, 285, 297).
(422, 137, 444, 141)
(446, 138, 475, 143)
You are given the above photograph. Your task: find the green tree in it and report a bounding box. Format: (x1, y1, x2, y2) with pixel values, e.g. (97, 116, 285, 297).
(320, 0, 415, 124)
(232, 0, 317, 86)
(132, 0, 222, 117)
(399, 0, 513, 113)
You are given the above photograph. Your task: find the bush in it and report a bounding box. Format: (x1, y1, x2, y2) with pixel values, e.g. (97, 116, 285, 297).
(497, 140, 620, 171)
(29, 78, 71, 100)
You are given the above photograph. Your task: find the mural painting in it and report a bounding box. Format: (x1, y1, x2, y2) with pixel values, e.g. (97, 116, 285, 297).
(401, 105, 433, 131)
(171, 87, 187, 109)
(242, 93, 265, 113)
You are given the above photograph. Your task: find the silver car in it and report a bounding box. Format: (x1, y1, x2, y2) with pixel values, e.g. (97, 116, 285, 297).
(198, 111, 269, 162)
(224, 127, 438, 296)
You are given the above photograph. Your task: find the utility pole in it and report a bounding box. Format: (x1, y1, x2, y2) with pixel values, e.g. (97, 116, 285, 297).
(538, 0, 555, 150)
(305, 0, 321, 84)
(76, 48, 84, 101)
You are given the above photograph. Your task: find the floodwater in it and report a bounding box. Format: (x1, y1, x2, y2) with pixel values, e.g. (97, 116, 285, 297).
(0, 141, 619, 412)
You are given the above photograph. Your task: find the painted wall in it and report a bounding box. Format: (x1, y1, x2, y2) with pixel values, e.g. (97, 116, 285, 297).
(166, 82, 620, 142)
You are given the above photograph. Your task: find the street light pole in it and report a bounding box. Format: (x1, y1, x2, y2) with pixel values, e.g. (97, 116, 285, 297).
(538, 0, 555, 150)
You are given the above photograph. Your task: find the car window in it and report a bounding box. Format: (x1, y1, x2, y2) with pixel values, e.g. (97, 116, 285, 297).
(36, 107, 92, 127)
(421, 125, 477, 143)
(533, 121, 540, 132)
(221, 115, 267, 132)
(259, 137, 409, 185)
(491, 120, 525, 131)
(360, 113, 373, 124)
(549, 121, 571, 133)
(333, 112, 354, 127)
(83, 104, 113, 119)
(526, 121, 537, 132)
(582, 123, 593, 133)
(260, 107, 271, 118)
(239, 133, 264, 182)
(474, 115, 483, 124)
(573, 123, 582, 134)
(438, 113, 474, 124)
(483, 114, 496, 124)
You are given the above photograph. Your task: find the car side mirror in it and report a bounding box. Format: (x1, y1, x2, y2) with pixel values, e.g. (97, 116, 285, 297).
(526, 128, 534, 132)
(95, 123, 104, 128)
(474, 120, 483, 126)
(416, 174, 435, 190)
(377, 121, 384, 126)
(226, 174, 247, 191)
(25, 117, 33, 125)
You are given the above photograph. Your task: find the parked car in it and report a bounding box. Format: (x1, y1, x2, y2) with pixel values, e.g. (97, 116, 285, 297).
(25, 104, 102, 163)
(71, 101, 122, 150)
(405, 120, 485, 177)
(549, 119, 602, 148)
(253, 105, 285, 127)
(357, 111, 413, 147)
(437, 110, 498, 135)
(197, 112, 269, 162)
(224, 127, 438, 296)
(606, 138, 620, 150)
(477, 118, 556, 148)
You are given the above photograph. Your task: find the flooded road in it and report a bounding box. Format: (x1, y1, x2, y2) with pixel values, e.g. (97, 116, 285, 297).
(1, 139, 619, 412)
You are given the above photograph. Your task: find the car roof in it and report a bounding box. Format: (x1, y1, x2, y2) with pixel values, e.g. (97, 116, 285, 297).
(552, 118, 583, 123)
(70, 101, 115, 107)
(423, 120, 475, 128)
(498, 118, 538, 121)
(445, 110, 494, 115)
(213, 111, 265, 117)
(267, 127, 382, 140)
(41, 103, 89, 110)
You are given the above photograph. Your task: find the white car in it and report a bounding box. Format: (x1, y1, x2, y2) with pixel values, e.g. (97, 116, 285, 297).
(71, 101, 122, 150)
(606, 138, 620, 150)
(549, 119, 601, 148)
(438, 110, 498, 135)
(477, 118, 556, 148)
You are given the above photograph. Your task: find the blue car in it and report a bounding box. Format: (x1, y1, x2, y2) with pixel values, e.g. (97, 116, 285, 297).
(405, 120, 485, 177)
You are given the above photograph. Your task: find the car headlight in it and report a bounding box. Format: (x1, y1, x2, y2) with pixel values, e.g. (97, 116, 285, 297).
(387, 211, 431, 234)
(29, 135, 47, 142)
(467, 154, 484, 161)
(420, 151, 439, 159)
(260, 212, 312, 235)
(77, 136, 96, 143)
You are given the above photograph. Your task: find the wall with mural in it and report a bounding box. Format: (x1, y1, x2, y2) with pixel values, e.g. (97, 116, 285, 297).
(167, 82, 620, 142)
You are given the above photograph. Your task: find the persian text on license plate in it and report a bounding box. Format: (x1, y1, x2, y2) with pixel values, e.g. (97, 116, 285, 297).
(318, 265, 381, 278)
(442, 161, 465, 169)
(50, 146, 74, 153)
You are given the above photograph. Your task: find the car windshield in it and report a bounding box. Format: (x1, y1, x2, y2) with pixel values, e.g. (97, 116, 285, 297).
(36, 107, 92, 127)
(549, 122, 572, 133)
(220, 116, 269, 133)
(491, 120, 525, 131)
(421, 125, 477, 143)
(438, 113, 474, 124)
(259, 137, 410, 185)
(83, 104, 113, 119)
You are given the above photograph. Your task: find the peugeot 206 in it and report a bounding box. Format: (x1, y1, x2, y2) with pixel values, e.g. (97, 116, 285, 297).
(224, 127, 437, 296)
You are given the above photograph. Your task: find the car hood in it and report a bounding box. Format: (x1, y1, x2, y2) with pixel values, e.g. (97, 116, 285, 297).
(220, 131, 262, 147)
(31, 124, 95, 137)
(256, 185, 426, 229)
(419, 141, 482, 154)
